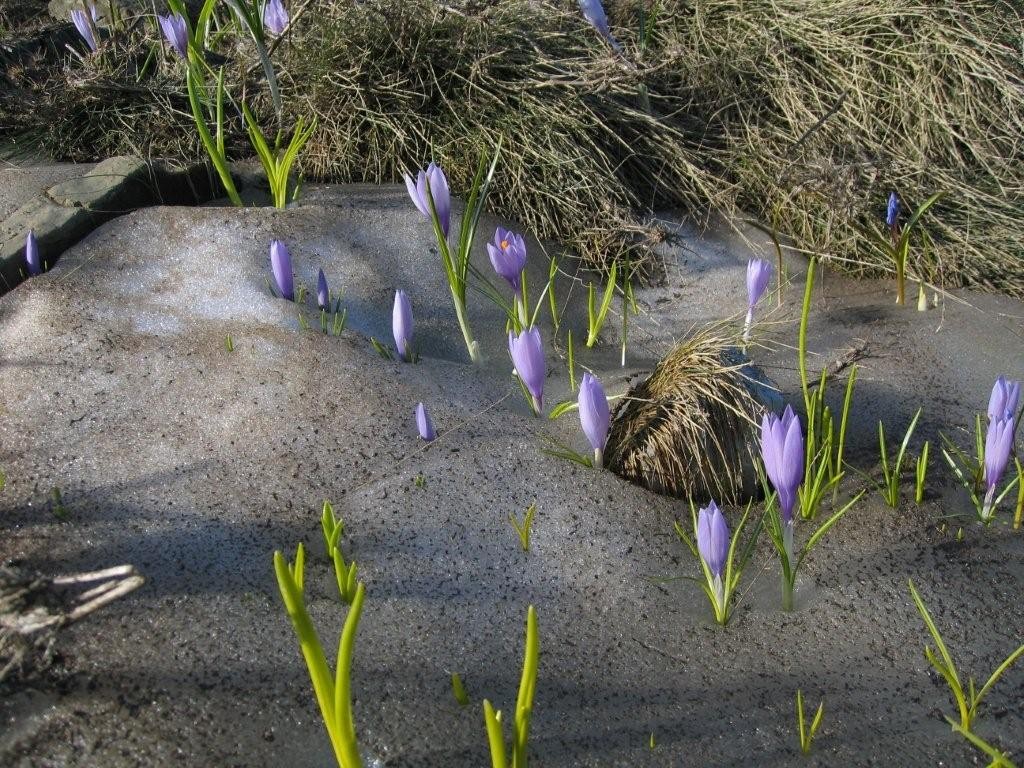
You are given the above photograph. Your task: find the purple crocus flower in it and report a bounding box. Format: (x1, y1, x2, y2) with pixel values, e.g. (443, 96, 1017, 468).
(509, 327, 546, 415)
(578, 0, 622, 52)
(982, 414, 1015, 519)
(988, 376, 1021, 424)
(25, 230, 41, 276)
(71, 6, 98, 52)
(158, 13, 188, 59)
(393, 290, 413, 362)
(263, 0, 289, 36)
(487, 227, 528, 294)
(886, 191, 901, 230)
(404, 163, 451, 237)
(761, 405, 804, 525)
(317, 269, 329, 310)
(578, 372, 610, 467)
(743, 258, 772, 341)
(269, 240, 294, 301)
(415, 402, 436, 442)
(697, 501, 730, 579)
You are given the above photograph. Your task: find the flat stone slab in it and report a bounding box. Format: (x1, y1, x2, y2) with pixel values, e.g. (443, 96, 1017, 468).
(0, 188, 1022, 766)
(0, 162, 94, 221)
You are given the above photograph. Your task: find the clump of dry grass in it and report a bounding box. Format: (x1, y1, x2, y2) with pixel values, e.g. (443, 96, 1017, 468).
(3, 0, 1022, 294)
(604, 326, 770, 503)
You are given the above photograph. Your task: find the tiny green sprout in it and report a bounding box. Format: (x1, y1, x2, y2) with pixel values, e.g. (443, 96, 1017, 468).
(915, 441, 930, 504)
(1014, 458, 1023, 530)
(0, 469, 5, 491)
(224, 334, 234, 352)
(547, 256, 560, 332)
(321, 501, 358, 604)
(649, 732, 656, 750)
(947, 718, 1018, 768)
(908, 579, 1024, 731)
(509, 503, 537, 552)
(296, 285, 308, 304)
(482, 605, 539, 768)
(414, 473, 426, 489)
(585, 260, 618, 348)
(370, 338, 394, 360)
(872, 408, 922, 508)
(51, 487, 68, 521)
(795, 689, 825, 755)
(298, 312, 310, 331)
(567, 329, 577, 392)
(956, 526, 964, 541)
(273, 545, 365, 768)
(332, 307, 347, 337)
(452, 673, 470, 707)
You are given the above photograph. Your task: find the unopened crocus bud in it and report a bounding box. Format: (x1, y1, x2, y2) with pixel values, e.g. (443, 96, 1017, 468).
(761, 405, 804, 559)
(578, 0, 622, 52)
(270, 240, 294, 301)
(415, 402, 436, 442)
(743, 258, 772, 341)
(158, 13, 188, 58)
(578, 372, 610, 467)
(886, 192, 901, 237)
(71, 7, 98, 52)
(317, 269, 329, 310)
(393, 290, 413, 361)
(404, 163, 451, 237)
(508, 327, 545, 415)
(263, 0, 289, 36)
(982, 414, 1016, 520)
(697, 501, 730, 579)
(25, 230, 41, 276)
(988, 376, 1021, 424)
(487, 227, 528, 294)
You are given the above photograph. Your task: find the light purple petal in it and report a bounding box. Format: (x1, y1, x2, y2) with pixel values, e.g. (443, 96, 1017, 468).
(415, 403, 436, 442)
(487, 227, 527, 292)
(746, 258, 772, 309)
(270, 240, 294, 301)
(393, 290, 413, 361)
(984, 416, 1015, 491)
(426, 164, 451, 237)
(988, 376, 1021, 423)
(263, 0, 289, 36)
(578, 373, 610, 454)
(404, 172, 429, 217)
(697, 501, 729, 578)
(159, 13, 188, 58)
(317, 268, 329, 310)
(25, 230, 41, 276)
(71, 9, 97, 51)
(509, 327, 545, 406)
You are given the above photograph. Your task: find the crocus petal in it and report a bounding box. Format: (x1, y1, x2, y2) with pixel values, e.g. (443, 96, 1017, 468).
(404, 172, 429, 217)
(158, 13, 188, 58)
(415, 403, 436, 442)
(578, 0, 622, 51)
(886, 192, 900, 228)
(509, 327, 546, 405)
(25, 230, 41, 276)
(270, 240, 294, 301)
(578, 373, 610, 455)
(760, 405, 804, 522)
(746, 258, 772, 309)
(71, 9, 97, 51)
(263, 0, 289, 36)
(487, 227, 528, 292)
(425, 163, 451, 237)
(988, 376, 1021, 423)
(697, 501, 730, 578)
(393, 290, 413, 361)
(984, 416, 1015, 491)
(317, 268, 329, 310)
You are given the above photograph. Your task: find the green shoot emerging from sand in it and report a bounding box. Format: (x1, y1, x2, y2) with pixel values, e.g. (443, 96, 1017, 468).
(947, 720, 1018, 768)
(797, 259, 857, 520)
(483, 605, 539, 768)
(585, 260, 617, 348)
(908, 579, 1024, 731)
(273, 544, 365, 768)
(321, 501, 358, 604)
(876, 192, 943, 305)
(795, 690, 825, 755)
(915, 441, 930, 504)
(674, 500, 760, 626)
(872, 408, 922, 508)
(509, 503, 537, 552)
(243, 104, 316, 208)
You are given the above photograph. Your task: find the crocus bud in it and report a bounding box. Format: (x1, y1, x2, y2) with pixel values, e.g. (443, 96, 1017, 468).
(263, 0, 289, 36)
(988, 376, 1021, 424)
(269, 240, 294, 301)
(487, 227, 528, 294)
(508, 327, 546, 415)
(393, 290, 413, 361)
(404, 163, 451, 237)
(25, 230, 41, 276)
(886, 192, 900, 228)
(982, 414, 1015, 519)
(578, 0, 622, 52)
(697, 501, 730, 579)
(71, 7, 98, 52)
(760, 405, 804, 525)
(744, 257, 772, 341)
(317, 268, 329, 310)
(578, 372, 610, 467)
(415, 402, 436, 442)
(158, 13, 188, 58)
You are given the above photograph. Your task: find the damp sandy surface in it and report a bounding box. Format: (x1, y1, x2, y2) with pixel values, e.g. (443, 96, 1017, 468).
(1, 188, 1022, 766)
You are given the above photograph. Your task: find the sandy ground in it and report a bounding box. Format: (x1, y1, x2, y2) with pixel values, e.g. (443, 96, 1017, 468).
(1, 186, 1022, 767)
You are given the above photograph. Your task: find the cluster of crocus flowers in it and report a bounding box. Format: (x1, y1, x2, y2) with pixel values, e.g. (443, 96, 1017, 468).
(761, 405, 805, 608)
(263, 0, 289, 36)
(393, 290, 414, 362)
(509, 327, 545, 416)
(697, 501, 729, 613)
(404, 163, 451, 238)
(744, 257, 772, 342)
(25, 230, 41, 277)
(578, 0, 622, 52)
(415, 403, 436, 442)
(71, 3, 99, 53)
(158, 13, 189, 59)
(578, 373, 610, 468)
(487, 227, 528, 325)
(270, 240, 294, 301)
(982, 376, 1020, 521)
